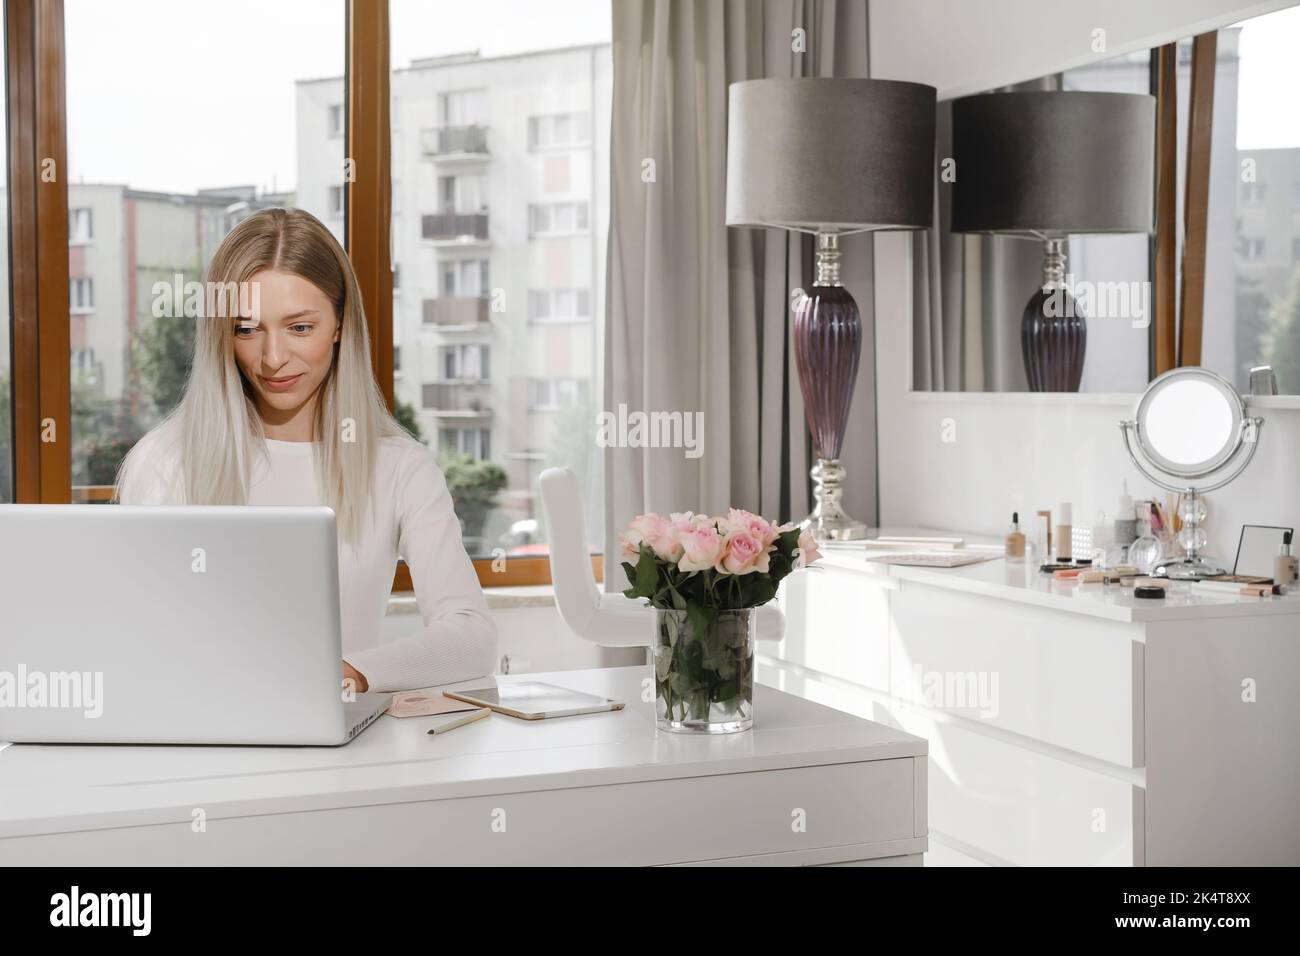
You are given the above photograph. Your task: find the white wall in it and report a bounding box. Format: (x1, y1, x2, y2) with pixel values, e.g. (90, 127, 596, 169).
(869, 0, 1300, 560)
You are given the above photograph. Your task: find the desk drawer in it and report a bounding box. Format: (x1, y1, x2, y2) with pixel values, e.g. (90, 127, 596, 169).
(774, 565, 891, 691)
(890, 582, 1143, 767)
(0, 759, 924, 866)
(887, 704, 1143, 867)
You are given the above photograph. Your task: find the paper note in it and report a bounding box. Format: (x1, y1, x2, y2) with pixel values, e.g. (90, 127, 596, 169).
(385, 691, 483, 719)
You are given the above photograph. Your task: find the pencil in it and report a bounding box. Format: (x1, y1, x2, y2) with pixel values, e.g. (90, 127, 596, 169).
(427, 707, 492, 735)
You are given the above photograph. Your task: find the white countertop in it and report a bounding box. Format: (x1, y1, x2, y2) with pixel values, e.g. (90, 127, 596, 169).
(0, 666, 925, 839)
(819, 529, 1300, 623)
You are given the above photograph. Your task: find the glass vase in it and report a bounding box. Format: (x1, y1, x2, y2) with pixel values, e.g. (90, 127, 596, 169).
(652, 608, 755, 734)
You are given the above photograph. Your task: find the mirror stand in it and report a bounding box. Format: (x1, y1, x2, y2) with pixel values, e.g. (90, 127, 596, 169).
(1119, 416, 1262, 579)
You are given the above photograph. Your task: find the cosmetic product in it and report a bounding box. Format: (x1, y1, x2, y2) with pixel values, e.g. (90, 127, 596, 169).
(1052, 568, 1083, 580)
(1074, 558, 1093, 567)
(1114, 480, 1137, 547)
(1004, 513, 1026, 563)
(1130, 576, 1170, 589)
(1190, 581, 1279, 598)
(1108, 566, 1139, 576)
(1078, 569, 1105, 583)
(1039, 562, 1074, 572)
(1055, 502, 1073, 562)
(1275, 531, 1299, 587)
(1134, 585, 1166, 599)
(1035, 509, 1052, 557)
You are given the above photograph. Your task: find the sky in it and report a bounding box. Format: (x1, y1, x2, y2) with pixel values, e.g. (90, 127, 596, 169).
(58, 0, 1298, 194)
(63, 0, 611, 196)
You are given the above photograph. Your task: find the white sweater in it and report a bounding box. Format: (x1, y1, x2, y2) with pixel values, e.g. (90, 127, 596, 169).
(117, 432, 498, 693)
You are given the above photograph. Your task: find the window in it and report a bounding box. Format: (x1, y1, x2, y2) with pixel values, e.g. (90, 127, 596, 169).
(529, 201, 589, 235)
(438, 173, 486, 213)
(528, 377, 588, 409)
(439, 426, 490, 460)
(528, 111, 591, 149)
(69, 278, 95, 313)
(440, 259, 489, 297)
(388, 0, 610, 567)
(63, 0, 346, 490)
(394, 345, 402, 373)
(69, 207, 94, 244)
(440, 344, 490, 380)
(1202, 7, 1300, 393)
(528, 288, 591, 322)
(438, 89, 488, 127)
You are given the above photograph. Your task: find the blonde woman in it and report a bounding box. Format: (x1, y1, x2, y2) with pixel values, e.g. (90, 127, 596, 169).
(115, 208, 497, 694)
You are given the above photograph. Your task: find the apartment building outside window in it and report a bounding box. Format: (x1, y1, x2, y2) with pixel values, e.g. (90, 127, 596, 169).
(441, 259, 489, 297)
(439, 426, 490, 460)
(328, 103, 343, 137)
(440, 343, 489, 380)
(438, 88, 487, 126)
(329, 185, 344, 219)
(528, 377, 588, 410)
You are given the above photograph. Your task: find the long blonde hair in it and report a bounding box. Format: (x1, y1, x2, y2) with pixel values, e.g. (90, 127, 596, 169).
(114, 207, 407, 545)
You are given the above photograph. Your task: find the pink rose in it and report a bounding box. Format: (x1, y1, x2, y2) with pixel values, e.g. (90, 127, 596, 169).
(679, 524, 726, 572)
(621, 513, 681, 562)
(716, 530, 772, 575)
(724, 508, 777, 546)
(796, 528, 823, 567)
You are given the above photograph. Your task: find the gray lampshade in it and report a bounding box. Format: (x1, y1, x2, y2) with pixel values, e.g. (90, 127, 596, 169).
(725, 78, 936, 232)
(951, 91, 1155, 236)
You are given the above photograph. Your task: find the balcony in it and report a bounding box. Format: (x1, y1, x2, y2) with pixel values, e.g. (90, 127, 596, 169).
(420, 125, 489, 160)
(422, 380, 492, 417)
(423, 296, 491, 327)
(422, 211, 489, 244)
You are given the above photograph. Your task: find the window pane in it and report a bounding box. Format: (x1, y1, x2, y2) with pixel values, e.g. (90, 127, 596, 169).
(65, 0, 345, 491)
(0, 29, 10, 504)
(386, 0, 610, 561)
(1204, 8, 1300, 393)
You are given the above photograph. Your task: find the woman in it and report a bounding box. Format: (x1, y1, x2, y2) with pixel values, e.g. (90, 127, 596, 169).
(115, 208, 497, 694)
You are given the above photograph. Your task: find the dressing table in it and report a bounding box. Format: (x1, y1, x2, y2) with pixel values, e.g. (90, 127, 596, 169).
(762, 536, 1300, 866)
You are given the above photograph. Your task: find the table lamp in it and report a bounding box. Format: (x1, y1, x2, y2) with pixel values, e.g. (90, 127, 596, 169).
(725, 78, 936, 541)
(950, 91, 1155, 391)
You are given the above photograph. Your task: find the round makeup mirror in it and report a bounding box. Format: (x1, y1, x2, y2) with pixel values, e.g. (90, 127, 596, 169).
(1120, 367, 1264, 579)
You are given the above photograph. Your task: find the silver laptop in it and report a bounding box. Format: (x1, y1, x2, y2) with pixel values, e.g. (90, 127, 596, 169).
(0, 504, 390, 746)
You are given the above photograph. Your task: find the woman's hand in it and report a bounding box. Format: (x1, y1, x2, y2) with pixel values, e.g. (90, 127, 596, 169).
(342, 660, 370, 694)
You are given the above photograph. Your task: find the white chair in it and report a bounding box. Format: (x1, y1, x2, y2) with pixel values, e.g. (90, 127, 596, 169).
(539, 467, 784, 647)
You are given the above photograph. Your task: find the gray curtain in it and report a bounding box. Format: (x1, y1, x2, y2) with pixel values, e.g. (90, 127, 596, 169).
(604, 0, 877, 581)
(913, 78, 1062, 392)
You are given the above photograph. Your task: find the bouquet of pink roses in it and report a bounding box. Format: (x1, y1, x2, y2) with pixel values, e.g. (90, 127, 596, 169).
(620, 509, 822, 611)
(620, 509, 822, 732)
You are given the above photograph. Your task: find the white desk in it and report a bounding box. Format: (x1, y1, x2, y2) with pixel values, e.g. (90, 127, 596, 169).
(0, 666, 928, 866)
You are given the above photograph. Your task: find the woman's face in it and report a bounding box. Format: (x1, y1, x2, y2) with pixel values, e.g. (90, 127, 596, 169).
(233, 269, 341, 422)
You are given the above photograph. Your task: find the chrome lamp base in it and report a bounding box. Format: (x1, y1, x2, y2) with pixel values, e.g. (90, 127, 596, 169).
(801, 458, 868, 542)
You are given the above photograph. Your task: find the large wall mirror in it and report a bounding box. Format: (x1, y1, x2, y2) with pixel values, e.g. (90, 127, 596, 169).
(913, 4, 1300, 396)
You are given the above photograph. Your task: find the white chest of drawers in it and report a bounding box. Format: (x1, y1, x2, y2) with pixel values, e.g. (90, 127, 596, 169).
(760, 542, 1300, 866)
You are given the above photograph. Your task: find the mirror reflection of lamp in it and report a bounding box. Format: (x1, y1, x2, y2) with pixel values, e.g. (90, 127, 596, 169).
(951, 91, 1156, 392)
(1120, 367, 1264, 579)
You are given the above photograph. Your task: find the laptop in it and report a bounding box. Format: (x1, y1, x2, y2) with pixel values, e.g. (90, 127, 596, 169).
(0, 504, 390, 746)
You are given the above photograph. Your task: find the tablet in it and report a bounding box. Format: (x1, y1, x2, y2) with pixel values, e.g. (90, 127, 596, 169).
(444, 681, 624, 720)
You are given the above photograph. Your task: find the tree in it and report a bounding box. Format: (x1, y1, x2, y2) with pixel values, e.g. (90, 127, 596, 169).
(440, 452, 507, 545)
(133, 308, 197, 415)
(1260, 264, 1300, 395)
(393, 396, 425, 443)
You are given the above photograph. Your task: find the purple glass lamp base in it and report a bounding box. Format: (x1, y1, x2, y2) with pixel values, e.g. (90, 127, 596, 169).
(794, 282, 867, 542)
(1022, 287, 1087, 392)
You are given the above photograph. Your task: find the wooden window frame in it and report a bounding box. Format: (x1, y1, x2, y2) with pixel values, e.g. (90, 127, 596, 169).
(6, 0, 566, 588)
